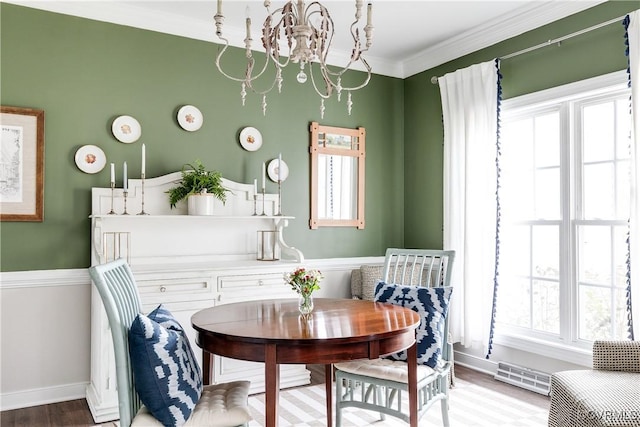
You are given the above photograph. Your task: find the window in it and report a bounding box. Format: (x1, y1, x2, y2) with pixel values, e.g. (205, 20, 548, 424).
(496, 72, 632, 353)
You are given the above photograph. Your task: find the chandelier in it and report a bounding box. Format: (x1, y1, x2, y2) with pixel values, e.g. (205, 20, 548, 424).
(214, 0, 374, 118)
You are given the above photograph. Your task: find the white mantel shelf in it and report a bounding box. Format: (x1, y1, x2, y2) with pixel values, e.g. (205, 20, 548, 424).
(90, 172, 304, 265)
(90, 215, 295, 220)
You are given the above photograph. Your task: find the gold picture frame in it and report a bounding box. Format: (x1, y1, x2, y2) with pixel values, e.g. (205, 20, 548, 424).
(1, 106, 45, 222)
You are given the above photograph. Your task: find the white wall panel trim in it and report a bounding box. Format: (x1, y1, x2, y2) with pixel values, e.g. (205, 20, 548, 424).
(0, 268, 89, 290)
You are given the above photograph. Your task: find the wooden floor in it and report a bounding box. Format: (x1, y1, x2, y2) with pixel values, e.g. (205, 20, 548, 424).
(1, 365, 549, 426)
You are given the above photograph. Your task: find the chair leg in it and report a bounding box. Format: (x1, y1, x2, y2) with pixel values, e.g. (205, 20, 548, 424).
(441, 398, 450, 427)
(336, 378, 343, 427)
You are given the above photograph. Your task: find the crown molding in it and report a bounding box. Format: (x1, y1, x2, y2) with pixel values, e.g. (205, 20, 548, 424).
(4, 1, 607, 79)
(402, 1, 607, 78)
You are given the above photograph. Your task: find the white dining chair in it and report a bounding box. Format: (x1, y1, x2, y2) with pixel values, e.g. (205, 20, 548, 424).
(334, 248, 455, 426)
(89, 258, 252, 427)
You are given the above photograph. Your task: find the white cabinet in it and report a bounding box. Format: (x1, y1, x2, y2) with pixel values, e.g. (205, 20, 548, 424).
(87, 172, 307, 422)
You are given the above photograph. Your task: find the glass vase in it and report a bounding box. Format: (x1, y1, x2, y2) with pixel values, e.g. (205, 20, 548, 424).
(298, 293, 314, 316)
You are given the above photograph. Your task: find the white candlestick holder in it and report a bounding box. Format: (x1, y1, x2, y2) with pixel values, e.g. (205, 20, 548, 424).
(122, 190, 129, 215)
(261, 189, 267, 216)
(276, 180, 283, 216)
(138, 173, 148, 215)
(108, 182, 116, 215)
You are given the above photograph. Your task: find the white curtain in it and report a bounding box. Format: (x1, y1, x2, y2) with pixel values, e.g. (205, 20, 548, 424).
(440, 60, 500, 353)
(627, 10, 639, 339)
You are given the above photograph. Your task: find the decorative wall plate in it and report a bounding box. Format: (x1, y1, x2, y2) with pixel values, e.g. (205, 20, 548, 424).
(239, 127, 262, 151)
(112, 115, 141, 143)
(268, 158, 289, 182)
(177, 105, 203, 131)
(75, 145, 106, 174)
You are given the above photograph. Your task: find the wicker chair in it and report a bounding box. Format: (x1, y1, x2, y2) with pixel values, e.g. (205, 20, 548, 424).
(548, 340, 640, 427)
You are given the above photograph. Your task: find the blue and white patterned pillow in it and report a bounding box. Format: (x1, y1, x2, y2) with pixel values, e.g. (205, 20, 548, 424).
(129, 304, 203, 427)
(374, 282, 453, 368)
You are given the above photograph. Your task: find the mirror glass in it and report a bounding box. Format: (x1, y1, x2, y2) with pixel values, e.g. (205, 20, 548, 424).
(310, 122, 365, 229)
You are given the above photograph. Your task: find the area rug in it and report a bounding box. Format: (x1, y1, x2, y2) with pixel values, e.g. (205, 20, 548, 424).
(247, 377, 549, 427)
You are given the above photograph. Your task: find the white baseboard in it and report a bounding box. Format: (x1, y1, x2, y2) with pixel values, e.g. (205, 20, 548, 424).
(1, 382, 89, 411)
(454, 349, 499, 376)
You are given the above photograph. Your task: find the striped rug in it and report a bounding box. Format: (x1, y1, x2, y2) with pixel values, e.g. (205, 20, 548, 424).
(247, 377, 549, 426)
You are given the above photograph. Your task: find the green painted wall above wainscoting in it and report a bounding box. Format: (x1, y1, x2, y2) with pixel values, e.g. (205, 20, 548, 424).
(403, 1, 637, 250)
(1, 2, 635, 272)
(0, 4, 404, 271)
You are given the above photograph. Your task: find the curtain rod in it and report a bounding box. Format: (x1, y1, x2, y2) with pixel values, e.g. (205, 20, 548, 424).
(430, 14, 626, 85)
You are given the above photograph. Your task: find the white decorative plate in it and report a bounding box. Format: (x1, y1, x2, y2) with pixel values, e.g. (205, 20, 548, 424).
(75, 145, 106, 174)
(239, 127, 263, 151)
(267, 158, 289, 182)
(177, 105, 203, 132)
(112, 115, 141, 143)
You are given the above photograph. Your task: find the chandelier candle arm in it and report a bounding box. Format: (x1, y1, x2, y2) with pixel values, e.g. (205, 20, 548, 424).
(214, 0, 373, 117)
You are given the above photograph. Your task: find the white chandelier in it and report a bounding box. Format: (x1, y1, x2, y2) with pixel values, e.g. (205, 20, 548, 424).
(214, 0, 374, 118)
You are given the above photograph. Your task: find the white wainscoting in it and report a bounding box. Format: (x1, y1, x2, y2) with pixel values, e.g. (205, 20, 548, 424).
(0, 268, 91, 411)
(0, 256, 383, 411)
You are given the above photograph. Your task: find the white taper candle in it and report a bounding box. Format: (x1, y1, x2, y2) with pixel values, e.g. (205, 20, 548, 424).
(110, 163, 115, 185)
(141, 143, 146, 175)
(123, 161, 128, 191)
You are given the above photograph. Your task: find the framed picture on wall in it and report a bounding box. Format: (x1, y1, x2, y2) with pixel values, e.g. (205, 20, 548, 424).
(0, 106, 45, 222)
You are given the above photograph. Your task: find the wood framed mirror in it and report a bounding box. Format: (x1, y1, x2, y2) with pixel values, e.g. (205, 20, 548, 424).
(309, 122, 365, 229)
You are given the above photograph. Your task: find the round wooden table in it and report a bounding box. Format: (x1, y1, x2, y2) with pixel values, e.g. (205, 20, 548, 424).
(192, 298, 421, 427)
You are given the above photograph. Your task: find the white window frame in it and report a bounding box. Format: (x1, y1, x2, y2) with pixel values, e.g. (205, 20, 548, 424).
(494, 70, 631, 366)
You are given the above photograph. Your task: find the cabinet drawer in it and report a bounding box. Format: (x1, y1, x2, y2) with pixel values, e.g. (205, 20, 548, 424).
(218, 273, 284, 290)
(217, 273, 292, 303)
(137, 276, 213, 302)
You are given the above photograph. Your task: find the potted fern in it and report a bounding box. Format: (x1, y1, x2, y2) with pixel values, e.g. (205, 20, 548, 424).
(167, 160, 228, 215)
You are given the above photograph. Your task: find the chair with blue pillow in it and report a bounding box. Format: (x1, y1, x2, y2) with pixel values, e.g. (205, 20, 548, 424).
(89, 258, 252, 427)
(334, 248, 455, 426)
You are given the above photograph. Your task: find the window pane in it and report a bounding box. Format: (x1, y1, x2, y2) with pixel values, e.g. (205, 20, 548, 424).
(497, 277, 531, 328)
(583, 163, 615, 219)
(502, 119, 534, 220)
(617, 159, 630, 218)
(535, 112, 560, 167)
(535, 168, 560, 219)
(614, 225, 630, 288)
(578, 225, 611, 284)
(532, 280, 559, 333)
(578, 285, 611, 340)
(583, 102, 614, 163)
(616, 98, 631, 160)
(532, 225, 559, 280)
(501, 224, 530, 276)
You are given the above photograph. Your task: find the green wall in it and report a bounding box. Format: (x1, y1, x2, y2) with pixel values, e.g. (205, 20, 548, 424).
(0, 4, 405, 271)
(403, 1, 637, 249)
(2, 2, 636, 272)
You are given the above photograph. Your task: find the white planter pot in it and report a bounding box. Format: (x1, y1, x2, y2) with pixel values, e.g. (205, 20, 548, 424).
(187, 194, 216, 215)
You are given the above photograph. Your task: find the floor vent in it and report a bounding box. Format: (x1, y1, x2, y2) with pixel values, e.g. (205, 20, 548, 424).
(494, 362, 551, 396)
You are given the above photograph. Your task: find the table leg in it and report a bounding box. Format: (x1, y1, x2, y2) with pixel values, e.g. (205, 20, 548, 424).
(265, 344, 280, 427)
(325, 364, 333, 427)
(407, 342, 418, 427)
(202, 350, 212, 385)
